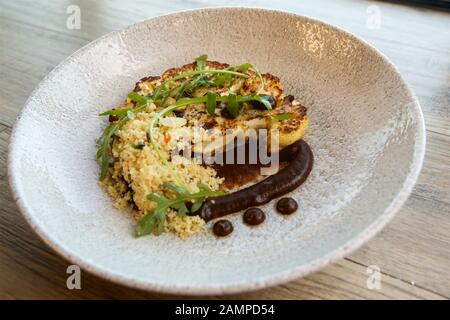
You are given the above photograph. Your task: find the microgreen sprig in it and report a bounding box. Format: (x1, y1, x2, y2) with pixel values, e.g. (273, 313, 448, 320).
(152, 69, 249, 100)
(136, 182, 227, 237)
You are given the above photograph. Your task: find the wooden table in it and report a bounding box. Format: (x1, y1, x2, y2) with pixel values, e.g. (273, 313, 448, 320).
(0, 0, 449, 299)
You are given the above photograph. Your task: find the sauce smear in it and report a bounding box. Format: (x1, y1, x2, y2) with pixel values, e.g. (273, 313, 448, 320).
(199, 140, 313, 222)
(208, 142, 288, 190)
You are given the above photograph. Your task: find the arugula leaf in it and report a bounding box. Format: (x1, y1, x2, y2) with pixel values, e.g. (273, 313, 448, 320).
(151, 61, 253, 102)
(212, 73, 232, 87)
(171, 201, 189, 217)
(226, 93, 239, 118)
(206, 91, 217, 115)
(231, 63, 253, 72)
(197, 183, 213, 192)
(213, 63, 253, 87)
(99, 108, 128, 117)
(136, 211, 157, 236)
(163, 181, 189, 195)
(154, 210, 166, 235)
(195, 54, 208, 70)
(174, 75, 215, 99)
(152, 69, 249, 99)
(128, 91, 150, 106)
(187, 76, 215, 92)
(171, 74, 215, 101)
(136, 208, 166, 236)
(272, 113, 293, 121)
(147, 193, 169, 204)
(96, 115, 130, 180)
(251, 95, 273, 110)
(100, 92, 151, 117)
(136, 182, 227, 237)
(175, 80, 190, 99)
(190, 200, 204, 213)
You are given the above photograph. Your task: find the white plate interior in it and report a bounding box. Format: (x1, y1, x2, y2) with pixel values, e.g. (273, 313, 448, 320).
(8, 8, 425, 294)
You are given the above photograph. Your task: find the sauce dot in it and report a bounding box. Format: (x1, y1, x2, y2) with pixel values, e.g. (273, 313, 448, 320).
(276, 197, 298, 215)
(243, 208, 266, 226)
(213, 219, 233, 237)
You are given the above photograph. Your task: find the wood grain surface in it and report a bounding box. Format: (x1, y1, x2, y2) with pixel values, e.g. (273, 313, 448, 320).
(0, 0, 449, 299)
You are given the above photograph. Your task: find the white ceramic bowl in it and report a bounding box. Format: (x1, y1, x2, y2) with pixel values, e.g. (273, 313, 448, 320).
(8, 8, 425, 295)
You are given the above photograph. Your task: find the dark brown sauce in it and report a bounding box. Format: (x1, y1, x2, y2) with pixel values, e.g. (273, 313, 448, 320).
(210, 164, 262, 190)
(276, 197, 298, 215)
(208, 142, 289, 190)
(213, 219, 233, 237)
(211, 162, 286, 190)
(198, 140, 313, 222)
(243, 208, 266, 226)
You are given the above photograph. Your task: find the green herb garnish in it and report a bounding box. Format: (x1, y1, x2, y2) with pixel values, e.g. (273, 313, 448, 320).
(226, 93, 239, 118)
(152, 69, 249, 101)
(272, 113, 293, 121)
(96, 116, 128, 180)
(127, 92, 150, 106)
(186, 75, 215, 94)
(251, 95, 273, 110)
(99, 92, 151, 117)
(136, 182, 226, 236)
(195, 54, 208, 70)
(206, 91, 217, 115)
(213, 63, 252, 87)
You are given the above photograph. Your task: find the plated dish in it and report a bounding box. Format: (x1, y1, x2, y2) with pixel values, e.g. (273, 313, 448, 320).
(8, 8, 425, 294)
(98, 55, 312, 238)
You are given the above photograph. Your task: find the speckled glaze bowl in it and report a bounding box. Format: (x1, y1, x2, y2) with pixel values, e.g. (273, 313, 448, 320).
(8, 8, 425, 295)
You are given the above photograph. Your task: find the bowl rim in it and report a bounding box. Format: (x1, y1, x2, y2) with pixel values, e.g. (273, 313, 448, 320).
(7, 6, 426, 295)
